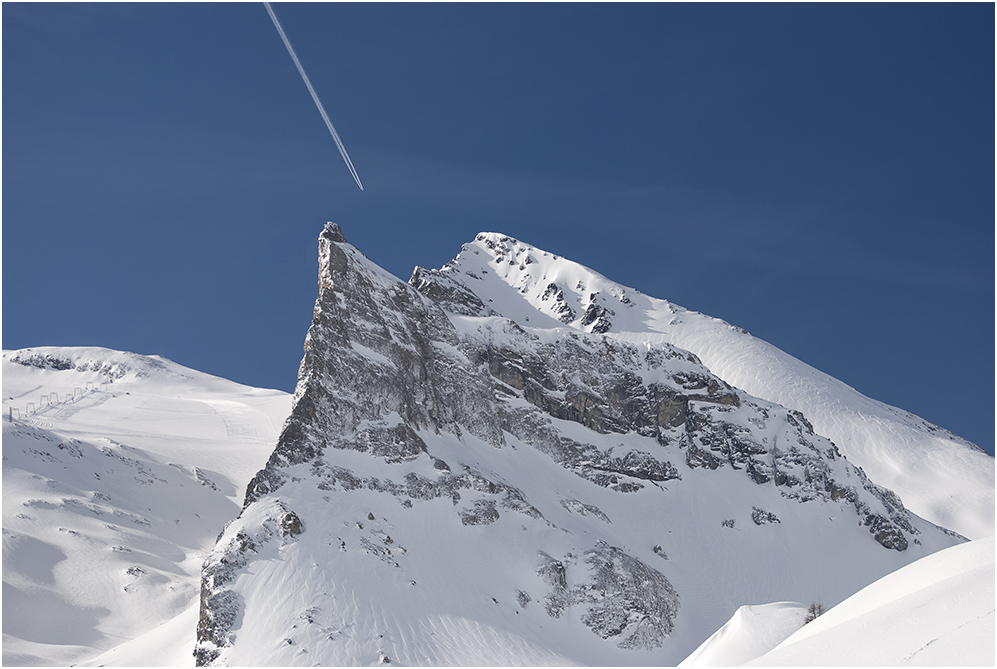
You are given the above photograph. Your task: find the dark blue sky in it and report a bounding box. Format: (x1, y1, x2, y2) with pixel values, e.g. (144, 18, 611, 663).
(4, 3, 993, 453)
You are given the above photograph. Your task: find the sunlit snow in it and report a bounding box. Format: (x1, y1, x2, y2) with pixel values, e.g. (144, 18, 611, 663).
(2, 348, 290, 666)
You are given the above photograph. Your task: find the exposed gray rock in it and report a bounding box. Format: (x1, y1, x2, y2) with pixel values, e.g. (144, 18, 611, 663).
(560, 499, 612, 524)
(751, 507, 781, 525)
(459, 499, 500, 526)
(537, 543, 679, 650)
(195, 500, 303, 663)
(540, 283, 576, 324)
(580, 295, 613, 333)
(9, 352, 134, 380)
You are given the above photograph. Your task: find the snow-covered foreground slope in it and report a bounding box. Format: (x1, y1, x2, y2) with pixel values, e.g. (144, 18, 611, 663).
(679, 538, 995, 667)
(195, 224, 968, 667)
(415, 233, 994, 540)
(678, 601, 809, 667)
(745, 537, 994, 666)
(2, 347, 291, 667)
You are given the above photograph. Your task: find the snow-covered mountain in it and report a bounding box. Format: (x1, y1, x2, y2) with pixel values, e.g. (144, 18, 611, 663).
(193, 224, 984, 666)
(3, 225, 991, 667)
(412, 232, 993, 541)
(1, 348, 291, 666)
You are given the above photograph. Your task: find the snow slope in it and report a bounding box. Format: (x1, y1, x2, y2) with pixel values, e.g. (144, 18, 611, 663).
(678, 538, 994, 666)
(747, 536, 995, 666)
(678, 601, 809, 667)
(418, 233, 994, 540)
(1, 347, 291, 667)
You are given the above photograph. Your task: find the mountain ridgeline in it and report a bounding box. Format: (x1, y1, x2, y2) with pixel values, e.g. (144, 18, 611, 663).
(195, 223, 973, 666)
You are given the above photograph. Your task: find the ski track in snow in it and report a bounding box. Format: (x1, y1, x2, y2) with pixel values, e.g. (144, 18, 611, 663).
(201, 399, 277, 446)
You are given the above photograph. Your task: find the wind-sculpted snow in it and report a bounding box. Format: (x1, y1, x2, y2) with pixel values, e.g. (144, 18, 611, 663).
(197, 223, 965, 666)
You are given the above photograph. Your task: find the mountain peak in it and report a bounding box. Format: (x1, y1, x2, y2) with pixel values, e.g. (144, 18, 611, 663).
(194, 224, 969, 666)
(321, 221, 348, 244)
(472, 231, 541, 260)
(412, 230, 641, 335)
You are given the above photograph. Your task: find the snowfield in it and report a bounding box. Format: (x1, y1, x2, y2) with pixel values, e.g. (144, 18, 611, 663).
(679, 601, 811, 667)
(2, 347, 290, 667)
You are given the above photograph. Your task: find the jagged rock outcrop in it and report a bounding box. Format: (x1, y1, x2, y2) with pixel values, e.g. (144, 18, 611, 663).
(537, 542, 679, 650)
(8, 349, 173, 381)
(195, 223, 963, 666)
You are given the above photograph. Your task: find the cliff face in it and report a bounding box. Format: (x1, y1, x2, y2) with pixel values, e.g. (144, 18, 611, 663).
(195, 223, 962, 666)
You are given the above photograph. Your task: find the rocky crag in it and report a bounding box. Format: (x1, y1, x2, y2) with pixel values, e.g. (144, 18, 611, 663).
(195, 224, 963, 666)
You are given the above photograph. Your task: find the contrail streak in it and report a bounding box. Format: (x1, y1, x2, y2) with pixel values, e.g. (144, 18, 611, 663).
(264, 2, 364, 191)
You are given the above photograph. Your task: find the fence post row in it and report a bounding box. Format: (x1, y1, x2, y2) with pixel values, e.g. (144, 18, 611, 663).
(11, 374, 112, 419)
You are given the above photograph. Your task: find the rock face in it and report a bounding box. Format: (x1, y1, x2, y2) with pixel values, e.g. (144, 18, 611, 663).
(195, 224, 964, 666)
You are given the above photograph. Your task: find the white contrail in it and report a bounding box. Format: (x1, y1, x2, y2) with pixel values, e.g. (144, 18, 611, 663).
(264, 2, 364, 191)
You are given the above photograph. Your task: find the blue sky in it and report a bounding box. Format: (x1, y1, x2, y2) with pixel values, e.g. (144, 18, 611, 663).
(3, 3, 993, 454)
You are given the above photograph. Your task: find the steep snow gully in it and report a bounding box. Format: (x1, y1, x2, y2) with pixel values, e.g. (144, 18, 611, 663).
(3, 224, 991, 667)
